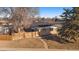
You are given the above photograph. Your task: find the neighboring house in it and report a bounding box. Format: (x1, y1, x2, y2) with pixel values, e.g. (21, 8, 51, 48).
(26, 19, 64, 37)
(0, 18, 13, 35)
(0, 17, 64, 37)
(0, 25, 9, 35)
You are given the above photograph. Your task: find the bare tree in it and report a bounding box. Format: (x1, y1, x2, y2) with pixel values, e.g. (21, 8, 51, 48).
(10, 7, 39, 32)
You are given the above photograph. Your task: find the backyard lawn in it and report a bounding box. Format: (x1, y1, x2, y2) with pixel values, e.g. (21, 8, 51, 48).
(0, 32, 79, 50)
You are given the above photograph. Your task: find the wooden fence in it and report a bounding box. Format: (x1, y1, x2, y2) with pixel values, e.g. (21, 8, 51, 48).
(0, 35, 12, 40)
(0, 29, 58, 40)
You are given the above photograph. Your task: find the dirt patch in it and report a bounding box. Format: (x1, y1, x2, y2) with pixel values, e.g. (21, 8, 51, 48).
(0, 38, 44, 48)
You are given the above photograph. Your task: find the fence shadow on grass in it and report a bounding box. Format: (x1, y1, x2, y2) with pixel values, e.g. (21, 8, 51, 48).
(39, 33, 74, 44)
(23, 27, 74, 44)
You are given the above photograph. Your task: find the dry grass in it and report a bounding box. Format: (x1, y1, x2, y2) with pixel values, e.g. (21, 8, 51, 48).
(42, 36, 79, 50)
(46, 39, 79, 50)
(0, 32, 79, 50)
(0, 33, 44, 48)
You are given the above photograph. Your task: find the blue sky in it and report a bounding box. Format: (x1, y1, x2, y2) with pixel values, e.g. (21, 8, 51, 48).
(39, 7, 72, 18)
